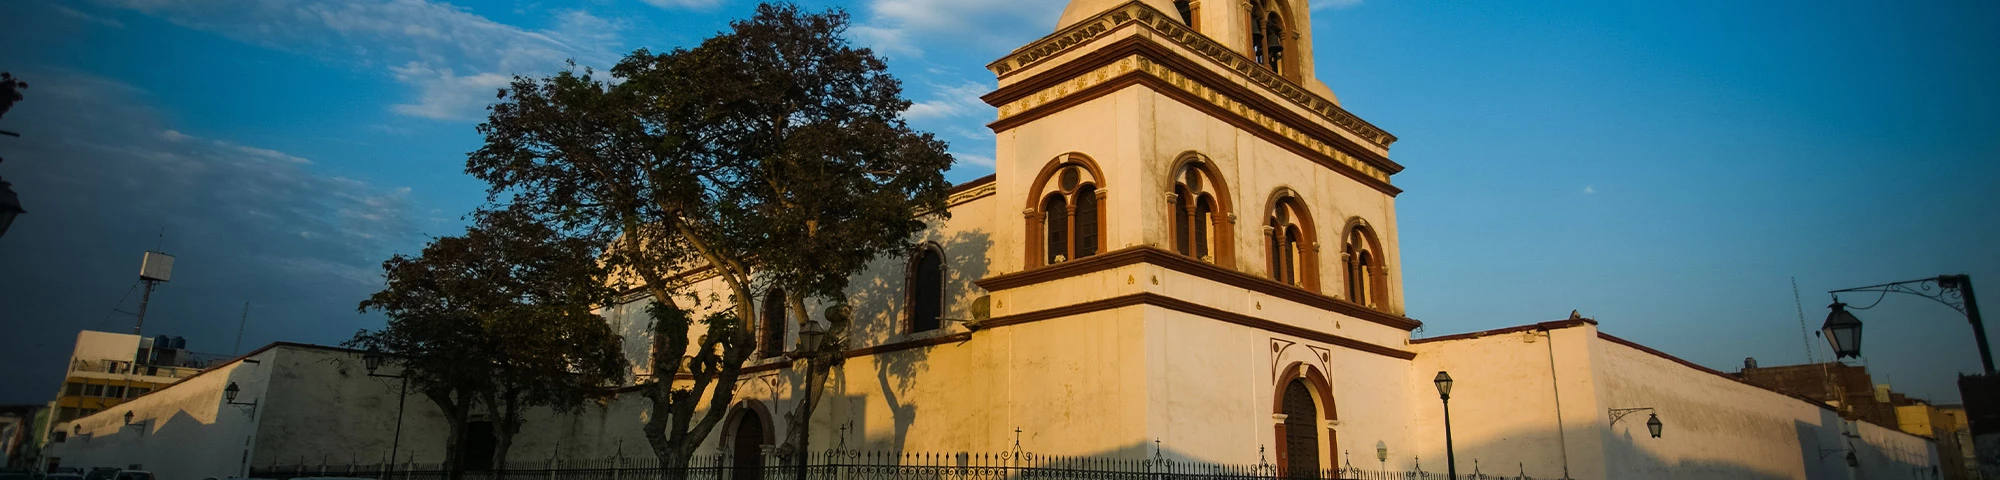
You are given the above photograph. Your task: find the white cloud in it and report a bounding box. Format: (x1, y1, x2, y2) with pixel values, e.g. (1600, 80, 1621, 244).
(52, 4, 126, 28)
(221, 141, 314, 165)
(93, 0, 626, 121)
(849, 25, 918, 58)
(853, 0, 1063, 57)
(639, 0, 724, 10)
(388, 62, 514, 120)
(904, 82, 992, 121)
(5, 68, 420, 288)
(1583, 185, 1597, 194)
(1309, 0, 1363, 11)
(951, 151, 995, 167)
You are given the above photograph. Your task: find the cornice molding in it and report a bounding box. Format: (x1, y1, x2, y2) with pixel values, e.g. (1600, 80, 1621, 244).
(974, 246, 1422, 331)
(638, 330, 977, 386)
(982, 39, 1402, 195)
(978, 291, 1416, 360)
(986, 1, 1398, 151)
(946, 176, 998, 207)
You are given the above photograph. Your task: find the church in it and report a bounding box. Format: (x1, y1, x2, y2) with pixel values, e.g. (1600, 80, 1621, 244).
(40, 0, 1947, 478)
(575, 0, 1945, 476)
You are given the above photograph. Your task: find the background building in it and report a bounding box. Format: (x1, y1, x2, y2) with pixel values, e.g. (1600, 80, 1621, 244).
(39, 343, 443, 480)
(48, 331, 209, 426)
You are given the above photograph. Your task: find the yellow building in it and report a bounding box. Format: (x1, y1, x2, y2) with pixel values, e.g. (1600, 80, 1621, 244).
(48, 331, 203, 426)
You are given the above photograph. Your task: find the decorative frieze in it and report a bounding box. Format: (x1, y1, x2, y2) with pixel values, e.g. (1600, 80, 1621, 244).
(986, 1, 1398, 149)
(946, 181, 997, 206)
(992, 53, 1390, 182)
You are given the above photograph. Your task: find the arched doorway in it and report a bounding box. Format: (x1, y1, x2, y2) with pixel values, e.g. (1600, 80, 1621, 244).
(1281, 379, 1320, 478)
(726, 403, 772, 480)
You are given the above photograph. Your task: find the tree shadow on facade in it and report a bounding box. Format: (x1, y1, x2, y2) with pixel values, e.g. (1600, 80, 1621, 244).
(839, 226, 992, 451)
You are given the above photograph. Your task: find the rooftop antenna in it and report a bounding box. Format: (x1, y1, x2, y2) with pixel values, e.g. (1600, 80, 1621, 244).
(135, 230, 174, 336)
(234, 302, 249, 355)
(1792, 276, 1817, 364)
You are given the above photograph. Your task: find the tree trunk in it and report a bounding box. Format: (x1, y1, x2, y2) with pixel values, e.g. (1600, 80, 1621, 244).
(491, 392, 520, 476)
(427, 389, 471, 480)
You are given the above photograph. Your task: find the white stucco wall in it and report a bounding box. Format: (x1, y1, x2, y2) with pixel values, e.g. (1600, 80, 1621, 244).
(42, 344, 462, 478)
(1409, 324, 1595, 478)
(1592, 333, 1939, 480)
(1411, 321, 1941, 480)
(44, 344, 273, 479)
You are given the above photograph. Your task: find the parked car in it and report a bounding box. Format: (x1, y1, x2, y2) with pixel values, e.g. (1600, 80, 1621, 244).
(109, 471, 151, 480)
(45, 473, 84, 480)
(82, 467, 119, 480)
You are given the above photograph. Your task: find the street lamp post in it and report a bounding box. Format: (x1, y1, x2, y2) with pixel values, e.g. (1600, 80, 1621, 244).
(1434, 371, 1457, 480)
(363, 351, 411, 477)
(1824, 275, 1989, 374)
(784, 320, 835, 480)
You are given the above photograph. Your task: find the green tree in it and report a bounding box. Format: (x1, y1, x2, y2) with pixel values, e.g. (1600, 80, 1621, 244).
(468, 2, 952, 471)
(351, 208, 627, 475)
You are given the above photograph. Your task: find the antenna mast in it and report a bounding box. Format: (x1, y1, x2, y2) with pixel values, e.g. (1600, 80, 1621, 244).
(234, 302, 249, 355)
(135, 249, 175, 336)
(1791, 276, 1816, 364)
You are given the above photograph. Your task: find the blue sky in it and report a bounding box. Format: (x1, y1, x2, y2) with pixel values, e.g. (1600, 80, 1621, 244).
(0, 0, 1994, 405)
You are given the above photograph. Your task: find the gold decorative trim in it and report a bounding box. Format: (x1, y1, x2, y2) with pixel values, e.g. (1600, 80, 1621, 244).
(994, 53, 1388, 182)
(946, 180, 997, 207)
(986, 1, 1397, 148)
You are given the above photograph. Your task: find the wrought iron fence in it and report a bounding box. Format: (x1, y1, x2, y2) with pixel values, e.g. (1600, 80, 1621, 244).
(250, 451, 1556, 480)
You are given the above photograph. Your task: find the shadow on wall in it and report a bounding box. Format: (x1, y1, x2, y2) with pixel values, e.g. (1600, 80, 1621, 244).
(841, 226, 993, 451)
(1390, 418, 1934, 480)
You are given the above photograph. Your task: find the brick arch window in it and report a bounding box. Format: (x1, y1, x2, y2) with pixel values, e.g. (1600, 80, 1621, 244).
(760, 288, 787, 358)
(1167, 154, 1234, 267)
(1246, 0, 1295, 80)
(1341, 219, 1388, 310)
(906, 243, 946, 333)
(1264, 189, 1319, 291)
(1025, 153, 1107, 268)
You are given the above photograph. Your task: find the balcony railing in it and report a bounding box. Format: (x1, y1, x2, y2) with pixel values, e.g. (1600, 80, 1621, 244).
(69, 359, 204, 379)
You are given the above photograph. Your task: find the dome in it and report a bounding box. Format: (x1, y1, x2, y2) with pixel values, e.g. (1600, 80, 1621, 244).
(1055, 0, 1183, 31)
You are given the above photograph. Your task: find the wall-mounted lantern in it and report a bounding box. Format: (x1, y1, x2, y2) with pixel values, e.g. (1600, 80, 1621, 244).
(1609, 407, 1663, 439)
(223, 382, 259, 417)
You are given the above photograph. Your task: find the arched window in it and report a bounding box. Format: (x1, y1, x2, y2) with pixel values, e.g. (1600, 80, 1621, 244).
(1281, 379, 1320, 478)
(1264, 191, 1318, 291)
(760, 288, 787, 357)
(1044, 195, 1068, 264)
(907, 245, 946, 332)
(1027, 155, 1106, 267)
(1342, 221, 1387, 310)
(1247, 0, 1293, 79)
(1168, 156, 1235, 266)
(1172, 166, 1218, 262)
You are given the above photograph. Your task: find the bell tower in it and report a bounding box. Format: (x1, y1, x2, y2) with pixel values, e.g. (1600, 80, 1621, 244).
(965, 0, 1424, 463)
(980, 0, 1408, 315)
